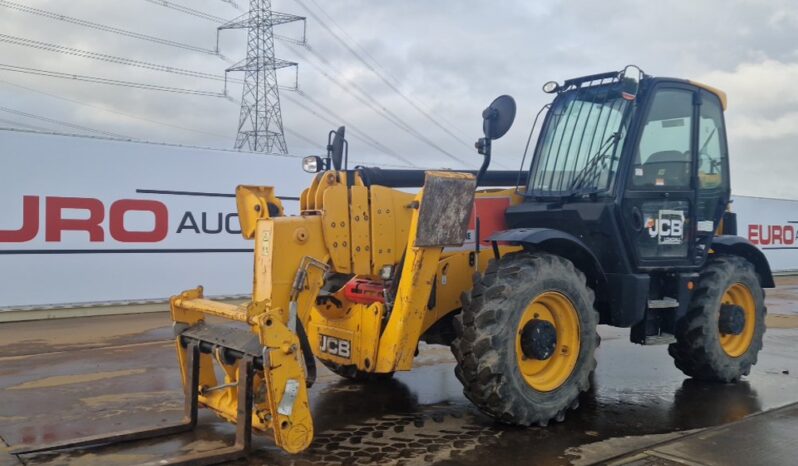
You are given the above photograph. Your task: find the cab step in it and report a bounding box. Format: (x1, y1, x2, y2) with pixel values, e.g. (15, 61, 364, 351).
(643, 333, 676, 345)
(648, 297, 679, 309)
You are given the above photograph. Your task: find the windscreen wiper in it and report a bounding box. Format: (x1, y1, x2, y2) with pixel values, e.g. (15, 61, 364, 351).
(567, 131, 621, 194)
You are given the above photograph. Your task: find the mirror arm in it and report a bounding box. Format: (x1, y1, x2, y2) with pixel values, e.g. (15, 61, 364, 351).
(475, 138, 491, 187)
(475, 116, 493, 187)
(343, 139, 349, 171)
(326, 130, 336, 159)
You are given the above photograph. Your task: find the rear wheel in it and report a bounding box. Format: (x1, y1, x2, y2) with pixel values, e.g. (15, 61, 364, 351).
(668, 255, 766, 382)
(451, 252, 599, 426)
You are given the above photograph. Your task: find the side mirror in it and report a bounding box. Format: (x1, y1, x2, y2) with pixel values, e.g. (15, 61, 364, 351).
(328, 126, 347, 170)
(475, 95, 516, 186)
(620, 65, 643, 101)
(482, 95, 517, 141)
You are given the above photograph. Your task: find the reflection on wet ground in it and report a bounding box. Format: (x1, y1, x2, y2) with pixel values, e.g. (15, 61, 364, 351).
(1, 325, 795, 466)
(1, 279, 797, 465)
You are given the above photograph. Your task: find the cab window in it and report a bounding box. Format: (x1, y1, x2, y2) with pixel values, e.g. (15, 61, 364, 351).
(697, 92, 727, 190)
(631, 89, 694, 189)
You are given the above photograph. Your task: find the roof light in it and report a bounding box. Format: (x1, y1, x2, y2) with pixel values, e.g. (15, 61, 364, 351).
(542, 81, 560, 93)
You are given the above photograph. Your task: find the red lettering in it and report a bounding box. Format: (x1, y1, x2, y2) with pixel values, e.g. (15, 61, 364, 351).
(772, 226, 783, 245)
(785, 226, 795, 245)
(748, 224, 759, 244)
(109, 200, 168, 242)
(760, 225, 772, 245)
(45, 197, 104, 242)
(0, 196, 39, 242)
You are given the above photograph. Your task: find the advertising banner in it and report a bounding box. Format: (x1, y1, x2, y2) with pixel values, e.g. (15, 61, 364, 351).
(1, 130, 796, 311)
(1, 130, 311, 308)
(732, 195, 798, 273)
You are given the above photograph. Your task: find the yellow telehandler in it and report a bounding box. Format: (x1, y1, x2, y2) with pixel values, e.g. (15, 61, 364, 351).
(12, 66, 774, 464)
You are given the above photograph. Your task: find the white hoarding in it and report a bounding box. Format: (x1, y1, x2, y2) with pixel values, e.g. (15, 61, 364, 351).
(731, 195, 798, 273)
(1, 131, 796, 310)
(1, 130, 312, 309)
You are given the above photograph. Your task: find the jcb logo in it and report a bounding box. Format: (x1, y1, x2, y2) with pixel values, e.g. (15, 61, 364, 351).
(319, 335, 351, 359)
(647, 210, 685, 245)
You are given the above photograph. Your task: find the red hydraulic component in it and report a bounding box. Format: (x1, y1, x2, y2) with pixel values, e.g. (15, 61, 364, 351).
(343, 279, 386, 304)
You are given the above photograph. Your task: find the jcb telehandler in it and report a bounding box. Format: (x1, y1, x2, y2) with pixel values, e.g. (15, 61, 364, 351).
(13, 66, 773, 464)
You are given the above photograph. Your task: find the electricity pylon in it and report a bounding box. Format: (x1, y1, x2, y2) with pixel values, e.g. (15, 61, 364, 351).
(219, 0, 304, 153)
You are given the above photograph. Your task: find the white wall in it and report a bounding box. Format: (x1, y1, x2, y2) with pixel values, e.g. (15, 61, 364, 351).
(1, 131, 796, 311)
(732, 195, 798, 273)
(0, 130, 312, 309)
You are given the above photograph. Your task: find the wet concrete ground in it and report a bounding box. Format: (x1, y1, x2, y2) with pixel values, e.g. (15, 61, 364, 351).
(1, 276, 797, 465)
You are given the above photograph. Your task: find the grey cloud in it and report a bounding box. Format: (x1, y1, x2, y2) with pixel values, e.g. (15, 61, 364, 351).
(0, 0, 795, 196)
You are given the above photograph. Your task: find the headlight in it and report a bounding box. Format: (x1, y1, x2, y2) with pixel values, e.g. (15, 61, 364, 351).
(302, 155, 323, 173)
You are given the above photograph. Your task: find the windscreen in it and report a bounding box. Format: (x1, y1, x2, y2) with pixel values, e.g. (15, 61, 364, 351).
(528, 86, 631, 196)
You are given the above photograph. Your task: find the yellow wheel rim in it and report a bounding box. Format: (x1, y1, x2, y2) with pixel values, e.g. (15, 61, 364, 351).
(515, 291, 580, 392)
(719, 283, 756, 358)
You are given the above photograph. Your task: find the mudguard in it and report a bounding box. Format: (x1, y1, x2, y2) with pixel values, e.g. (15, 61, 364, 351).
(489, 228, 606, 287)
(712, 235, 775, 288)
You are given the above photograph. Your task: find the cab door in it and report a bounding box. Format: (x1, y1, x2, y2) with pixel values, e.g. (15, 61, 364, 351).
(622, 84, 698, 268)
(693, 90, 731, 263)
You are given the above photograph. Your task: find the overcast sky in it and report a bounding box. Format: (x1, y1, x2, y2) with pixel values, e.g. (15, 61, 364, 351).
(0, 0, 796, 198)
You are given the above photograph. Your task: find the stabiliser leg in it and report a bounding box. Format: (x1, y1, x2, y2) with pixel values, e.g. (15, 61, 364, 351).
(10, 343, 255, 465)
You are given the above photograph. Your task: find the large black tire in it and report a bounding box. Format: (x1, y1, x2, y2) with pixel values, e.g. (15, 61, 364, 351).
(320, 359, 394, 382)
(668, 255, 766, 382)
(451, 252, 599, 426)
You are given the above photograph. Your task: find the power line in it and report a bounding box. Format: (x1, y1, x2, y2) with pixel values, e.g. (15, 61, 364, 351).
(137, 0, 442, 162)
(281, 92, 412, 165)
(1, 76, 325, 150)
(183, 0, 457, 163)
(220, 0, 244, 11)
(0, 63, 228, 97)
(302, 0, 466, 137)
(302, 0, 403, 90)
(0, 46, 375, 155)
(0, 0, 425, 165)
(285, 42, 465, 165)
(294, 0, 473, 152)
(0, 0, 219, 56)
(142, 0, 228, 23)
(0, 64, 424, 167)
(284, 127, 322, 149)
(145, 0, 306, 47)
(0, 34, 302, 92)
(0, 126, 423, 169)
(0, 33, 238, 84)
(294, 91, 411, 163)
(303, 0, 466, 135)
(0, 105, 131, 139)
(0, 77, 229, 139)
(0, 116, 53, 132)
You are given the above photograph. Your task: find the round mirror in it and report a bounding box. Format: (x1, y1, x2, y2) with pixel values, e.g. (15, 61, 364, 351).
(482, 95, 516, 140)
(620, 65, 643, 101)
(331, 126, 346, 170)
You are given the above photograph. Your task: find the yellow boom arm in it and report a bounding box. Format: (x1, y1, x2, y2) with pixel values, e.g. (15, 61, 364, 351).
(170, 170, 478, 454)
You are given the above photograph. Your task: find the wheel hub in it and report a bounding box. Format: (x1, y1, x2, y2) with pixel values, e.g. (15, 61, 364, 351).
(520, 319, 557, 360)
(718, 303, 746, 335)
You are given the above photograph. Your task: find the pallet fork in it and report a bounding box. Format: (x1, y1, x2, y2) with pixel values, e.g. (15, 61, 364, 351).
(10, 343, 256, 465)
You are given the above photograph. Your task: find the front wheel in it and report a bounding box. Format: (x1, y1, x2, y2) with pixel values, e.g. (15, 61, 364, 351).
(451, 252, 599, 426)
(668, 255, 766, 382)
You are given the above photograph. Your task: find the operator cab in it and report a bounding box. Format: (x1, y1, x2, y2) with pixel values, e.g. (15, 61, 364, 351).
(500, 66, 747, 342)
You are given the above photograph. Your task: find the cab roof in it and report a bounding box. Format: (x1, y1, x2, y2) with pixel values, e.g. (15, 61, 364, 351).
(558, 71, 728, 111)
